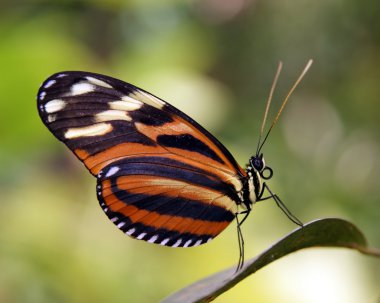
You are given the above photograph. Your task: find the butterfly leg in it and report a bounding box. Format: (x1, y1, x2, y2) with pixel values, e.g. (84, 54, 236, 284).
(235, 214, 245, 272)
(234, 205, 252, 272)
(258, 183, 303, 227)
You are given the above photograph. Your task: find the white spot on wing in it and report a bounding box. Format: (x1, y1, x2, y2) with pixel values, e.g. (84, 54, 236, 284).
(172, 239, 182, 247)
(86, 76, 112, 88)
(44, 79, 56, 89)
(111, 217, 119, 223)
(111, 99, 142, 111)
(126, 228, 135, 235)
(56, 74, 67, 78)
(160, 238, 170, 246)
(95, 110, 132, 122)
(47, 115, 57, 123)
(44, 99, 66, 113)
(148, 235, 159, 243)
(105, 166, 120, 178)
(64, 123, 112, 139)
(70, 82, 95, 95)
(137, 233, 146, 240)
(117, 222, 125, 228)
(184, 240, 193, 247)
(128, 90, 165, 109)
(194, 239, 203, 247)
(138, 90, 165, 108)
(39, 91, 46, 101)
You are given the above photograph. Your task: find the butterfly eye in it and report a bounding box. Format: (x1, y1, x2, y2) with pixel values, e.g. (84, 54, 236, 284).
(260, 166, 273, 180)
(250, 156, 264, 171)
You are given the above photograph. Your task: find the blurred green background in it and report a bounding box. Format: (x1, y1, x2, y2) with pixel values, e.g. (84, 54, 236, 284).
(1, 0, 379, 302)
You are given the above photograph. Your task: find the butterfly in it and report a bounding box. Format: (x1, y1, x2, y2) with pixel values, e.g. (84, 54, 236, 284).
(37, 60, 311, 269)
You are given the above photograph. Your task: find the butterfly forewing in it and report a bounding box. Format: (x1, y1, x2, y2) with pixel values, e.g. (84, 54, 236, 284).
(37, 71, 246, 246)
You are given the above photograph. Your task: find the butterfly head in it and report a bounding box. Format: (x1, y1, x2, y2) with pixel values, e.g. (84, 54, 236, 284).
(250, 153, 273, 180)
(243, 153, 273, 207)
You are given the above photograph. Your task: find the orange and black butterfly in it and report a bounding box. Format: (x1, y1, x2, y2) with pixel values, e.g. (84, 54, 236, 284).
(37, 61, 311, 269)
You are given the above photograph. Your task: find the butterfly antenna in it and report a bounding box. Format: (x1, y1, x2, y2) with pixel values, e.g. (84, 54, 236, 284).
(258, 59, 313, 153)
(256, 61, 283, 155)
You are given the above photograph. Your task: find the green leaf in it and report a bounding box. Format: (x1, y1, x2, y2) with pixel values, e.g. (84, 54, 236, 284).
(161, 218, 380, 303)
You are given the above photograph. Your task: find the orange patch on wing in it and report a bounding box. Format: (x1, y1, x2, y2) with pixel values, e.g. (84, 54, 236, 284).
(114, 175, 237, 212)
(74, 148, 90, 160)
(139, 209, 230, 236)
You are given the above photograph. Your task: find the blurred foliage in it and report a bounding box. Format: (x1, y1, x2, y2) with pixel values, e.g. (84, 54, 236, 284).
(0, 0, 379, 302)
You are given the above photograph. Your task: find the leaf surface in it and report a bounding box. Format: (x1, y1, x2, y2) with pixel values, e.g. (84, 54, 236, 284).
(161, 218, 380, 303)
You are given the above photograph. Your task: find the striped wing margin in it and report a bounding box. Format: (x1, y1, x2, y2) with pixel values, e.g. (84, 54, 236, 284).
(37, 71, 246, 246)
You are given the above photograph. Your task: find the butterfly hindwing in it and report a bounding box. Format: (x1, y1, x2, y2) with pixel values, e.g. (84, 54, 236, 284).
(97, 159, 237, 247)
(37, 71, 246, 246)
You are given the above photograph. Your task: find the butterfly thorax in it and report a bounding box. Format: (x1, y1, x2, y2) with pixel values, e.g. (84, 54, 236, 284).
(243, 154, 273, 209)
